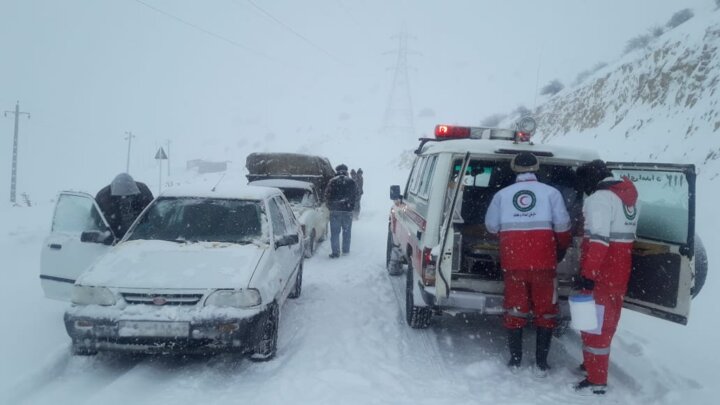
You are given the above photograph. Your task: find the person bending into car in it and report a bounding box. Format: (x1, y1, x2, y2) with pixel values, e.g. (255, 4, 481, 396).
(572, 160, 638, 396)
(484, 152, 572, 376)
(95, 173, 154, 239)
(325, 164, 357, 258)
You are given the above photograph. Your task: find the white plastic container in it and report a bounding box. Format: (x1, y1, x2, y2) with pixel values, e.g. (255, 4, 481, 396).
(569, 294, 598, 331)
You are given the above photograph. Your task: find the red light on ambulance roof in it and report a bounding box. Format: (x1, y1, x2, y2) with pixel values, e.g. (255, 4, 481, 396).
(515, 131, 532, 142)
(435, 125, 471, 139)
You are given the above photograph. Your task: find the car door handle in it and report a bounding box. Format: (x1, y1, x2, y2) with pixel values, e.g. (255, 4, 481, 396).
(49, 244, 62, 250)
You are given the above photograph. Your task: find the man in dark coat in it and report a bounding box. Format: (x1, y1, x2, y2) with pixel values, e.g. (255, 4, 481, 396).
(325, 164, 357, 258)
(95, 173, 154, 239)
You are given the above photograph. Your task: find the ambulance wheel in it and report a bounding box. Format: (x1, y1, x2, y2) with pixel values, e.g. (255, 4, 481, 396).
(405, 261, 431, 329)
(692, 234, 707, 298)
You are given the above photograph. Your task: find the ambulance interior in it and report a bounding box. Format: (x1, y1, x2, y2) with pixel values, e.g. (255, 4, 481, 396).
(447, 157, 696, 310)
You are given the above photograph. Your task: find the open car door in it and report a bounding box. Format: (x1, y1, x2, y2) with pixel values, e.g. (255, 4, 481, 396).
(607, 162, 696, 325)
(40, 191, 115, 301)
(436, 153, 470, 301)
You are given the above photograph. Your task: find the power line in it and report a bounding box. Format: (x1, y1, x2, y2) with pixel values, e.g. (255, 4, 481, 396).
(242, 0, 346, 66)
(132, 0, 285, 66)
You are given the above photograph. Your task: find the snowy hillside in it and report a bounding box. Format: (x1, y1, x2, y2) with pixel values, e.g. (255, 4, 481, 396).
(533, 10, 720, 179)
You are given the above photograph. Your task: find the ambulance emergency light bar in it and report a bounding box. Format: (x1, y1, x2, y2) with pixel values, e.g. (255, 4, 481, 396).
(434, 116, 537, 143)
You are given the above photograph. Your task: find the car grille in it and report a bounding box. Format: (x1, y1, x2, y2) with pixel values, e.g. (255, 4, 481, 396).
(121, 293, 204, 306)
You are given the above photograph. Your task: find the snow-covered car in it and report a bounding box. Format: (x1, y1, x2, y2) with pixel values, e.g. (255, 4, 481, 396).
(40, 184, 304, 360)
(249, 179, 329, 257)
(387, 119, 707, 329)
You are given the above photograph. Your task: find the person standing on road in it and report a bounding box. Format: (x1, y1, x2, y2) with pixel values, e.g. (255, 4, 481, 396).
(572, 160, 639, 396)
(325, 164, 357, 258)
(484, 152, 572, 376)
(96, 173, 154, 239)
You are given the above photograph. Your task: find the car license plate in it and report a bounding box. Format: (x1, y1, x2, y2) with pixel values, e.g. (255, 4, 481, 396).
(118, 321, 190, 337)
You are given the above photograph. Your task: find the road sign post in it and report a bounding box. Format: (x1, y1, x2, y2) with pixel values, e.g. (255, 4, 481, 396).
(155, 147, 168, 194)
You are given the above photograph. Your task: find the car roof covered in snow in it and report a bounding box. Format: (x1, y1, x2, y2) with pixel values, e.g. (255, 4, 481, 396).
(159, 183, 282, 200)
(248, 179, 315, 191)
(419, 138, 601, 163)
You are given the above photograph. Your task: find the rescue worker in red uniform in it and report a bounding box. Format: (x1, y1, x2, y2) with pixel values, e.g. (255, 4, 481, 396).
(485, 152, 572, 375)
(573, 160, 639, 395)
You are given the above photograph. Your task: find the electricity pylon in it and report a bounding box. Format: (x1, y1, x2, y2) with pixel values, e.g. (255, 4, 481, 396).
(382, 31, 417, 141)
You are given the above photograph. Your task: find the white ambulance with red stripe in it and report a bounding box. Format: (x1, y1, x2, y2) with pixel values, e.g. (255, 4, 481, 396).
(386, 117, 706, 329)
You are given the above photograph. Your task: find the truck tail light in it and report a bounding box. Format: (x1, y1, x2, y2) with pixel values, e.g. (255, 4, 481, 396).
(421, 247, 436, 285)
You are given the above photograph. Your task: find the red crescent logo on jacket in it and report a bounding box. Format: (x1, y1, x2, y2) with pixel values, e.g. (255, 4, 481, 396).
(512, 190, 536, 212)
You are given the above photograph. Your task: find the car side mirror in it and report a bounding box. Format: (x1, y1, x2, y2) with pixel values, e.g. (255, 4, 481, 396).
(275, 234, 300, 248)
(390, 185, 401, 200)
(81, 230, 115, 245)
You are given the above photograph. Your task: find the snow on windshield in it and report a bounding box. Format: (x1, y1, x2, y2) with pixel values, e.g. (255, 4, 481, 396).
(126, 197, 264, 244)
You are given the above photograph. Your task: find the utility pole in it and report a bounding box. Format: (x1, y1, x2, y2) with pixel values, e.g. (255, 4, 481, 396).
(124, 131, 135, 173)
(3, 101, 31, 204)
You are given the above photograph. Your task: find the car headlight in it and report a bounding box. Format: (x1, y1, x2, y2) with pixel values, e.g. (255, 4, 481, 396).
(71, 285, 116, 306)
(205, 289, 262, 308)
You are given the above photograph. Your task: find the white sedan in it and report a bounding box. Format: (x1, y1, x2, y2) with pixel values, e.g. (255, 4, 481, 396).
(249, 179, 329, 258)
(40, 184, 304, 361)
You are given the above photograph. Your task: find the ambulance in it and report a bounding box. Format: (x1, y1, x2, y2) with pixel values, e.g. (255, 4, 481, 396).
(387, 117, 706, 329)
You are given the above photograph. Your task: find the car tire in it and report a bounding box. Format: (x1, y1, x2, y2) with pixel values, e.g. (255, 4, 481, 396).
(288, 262, 303, 299)
(386, 230, 403, 276)
(405, 260, 431, 329)
(71, 341, 98, 356)
(249, 302, 279, 362)
(692, 234, 708, 298)
(304, 230, 316, 258)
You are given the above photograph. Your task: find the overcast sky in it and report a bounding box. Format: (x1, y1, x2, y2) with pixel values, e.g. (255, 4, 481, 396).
(0, 0, 712, 200)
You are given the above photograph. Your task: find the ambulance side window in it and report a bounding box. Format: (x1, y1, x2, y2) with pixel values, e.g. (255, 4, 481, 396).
(409, 157, 428, 195)
(418, 155, 438, 198)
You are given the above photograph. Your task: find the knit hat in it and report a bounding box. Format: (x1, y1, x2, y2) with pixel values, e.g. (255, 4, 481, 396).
(335, 164, 348, 174)
(510, 152, 539, 173)
(576, 159, 612, 195)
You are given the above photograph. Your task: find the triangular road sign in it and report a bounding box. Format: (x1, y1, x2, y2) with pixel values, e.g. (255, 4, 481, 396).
(155, 147, 168, 160)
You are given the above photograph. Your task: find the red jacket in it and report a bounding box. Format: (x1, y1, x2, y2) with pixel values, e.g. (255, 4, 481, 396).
(485, 173, 572, 271)
(580, 177, 639, 293)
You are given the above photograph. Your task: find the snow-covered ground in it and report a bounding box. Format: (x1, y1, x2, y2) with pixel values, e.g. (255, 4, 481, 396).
(0, 167, 717, 404)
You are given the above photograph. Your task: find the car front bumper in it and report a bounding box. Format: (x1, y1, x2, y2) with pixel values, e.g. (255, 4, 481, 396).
(65, 305, 272, 355)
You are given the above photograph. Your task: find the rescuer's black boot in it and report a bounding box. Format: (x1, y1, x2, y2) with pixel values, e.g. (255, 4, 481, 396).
(534, 327, 553, 377)
(507, 328, 523, 369)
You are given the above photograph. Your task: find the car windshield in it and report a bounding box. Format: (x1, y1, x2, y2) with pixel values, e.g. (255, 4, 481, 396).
(126, 197, 264, 244)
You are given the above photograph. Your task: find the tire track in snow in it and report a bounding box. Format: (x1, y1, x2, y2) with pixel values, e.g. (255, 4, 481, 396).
(3, 347, 145, 404)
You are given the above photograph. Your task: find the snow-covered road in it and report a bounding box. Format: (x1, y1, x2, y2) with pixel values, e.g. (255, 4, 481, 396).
(1, 198, 713, 405)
